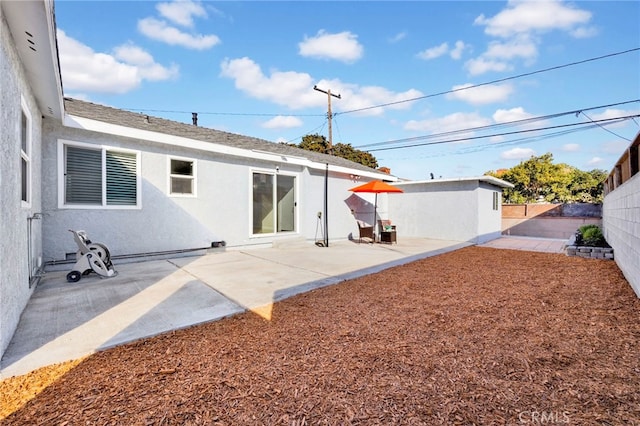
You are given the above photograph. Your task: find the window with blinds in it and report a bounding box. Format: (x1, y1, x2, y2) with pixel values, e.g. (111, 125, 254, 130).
(64, 144, 139, 207)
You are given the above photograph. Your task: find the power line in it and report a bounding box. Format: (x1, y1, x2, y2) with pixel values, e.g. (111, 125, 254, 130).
(383, 123, 615, 163)
(282, 120, 327, 144)
(367, 115, 640, 152)
(357, 99, 640, 149)
(119, 48, 639, 120)
(578, 111, 633, 142)
(337, 47, 640, 116)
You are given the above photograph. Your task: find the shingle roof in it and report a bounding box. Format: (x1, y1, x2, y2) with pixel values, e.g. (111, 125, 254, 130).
(64, 98, 384, 175)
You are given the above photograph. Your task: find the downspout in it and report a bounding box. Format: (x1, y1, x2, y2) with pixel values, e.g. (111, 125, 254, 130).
(27, 213, 44, 288)
(324, 163, 329, 247)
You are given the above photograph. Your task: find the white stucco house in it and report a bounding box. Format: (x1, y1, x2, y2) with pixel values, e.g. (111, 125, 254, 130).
(0, 0, 394, 357)
(1, 0, 63, 361)
(1, 0, 513, 359)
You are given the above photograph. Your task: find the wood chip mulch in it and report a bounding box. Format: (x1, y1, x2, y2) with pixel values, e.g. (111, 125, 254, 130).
(2, 246, 639, 425)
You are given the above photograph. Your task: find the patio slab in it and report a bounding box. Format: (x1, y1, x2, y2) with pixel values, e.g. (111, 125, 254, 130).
(479, 235, 568, 253)
(1, 238, 469, 379)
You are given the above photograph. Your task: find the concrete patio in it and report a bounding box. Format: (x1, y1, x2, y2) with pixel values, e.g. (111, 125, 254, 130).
(0, 235, 569, 379)
(1, 237, 474, 378)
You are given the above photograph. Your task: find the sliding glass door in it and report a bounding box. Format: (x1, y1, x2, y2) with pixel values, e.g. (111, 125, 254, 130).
(252, 172, 296, 235)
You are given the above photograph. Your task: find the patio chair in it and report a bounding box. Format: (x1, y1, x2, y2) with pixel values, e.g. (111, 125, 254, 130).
(378, 220, 397, 244)
(357, 220, 374, 244)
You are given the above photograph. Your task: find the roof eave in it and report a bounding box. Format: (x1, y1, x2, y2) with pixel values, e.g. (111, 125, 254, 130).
(2, 0, 64, 119)
(64, 113, 393, 180)
(394, 175, 514, 188)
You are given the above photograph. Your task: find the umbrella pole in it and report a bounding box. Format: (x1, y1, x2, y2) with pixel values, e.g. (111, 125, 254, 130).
(373, 193, 378, 242)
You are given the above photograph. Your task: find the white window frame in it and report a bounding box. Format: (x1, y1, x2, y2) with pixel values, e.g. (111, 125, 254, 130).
(492, 191, 500, 211)
(20, 96, 32, 208)
(168, 156, 197, 197)
(249, 168, 298, 237)
(58, 139, 141, 209)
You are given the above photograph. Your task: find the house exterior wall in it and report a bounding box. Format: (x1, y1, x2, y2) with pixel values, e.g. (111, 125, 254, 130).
(0, 10, 44, 356)
(386, 180, 505, 244)
(388, 181, 481, 243)
(41, 120, 367, 262)
(603, 173, 640, 297)
(477, 182, 503, 243)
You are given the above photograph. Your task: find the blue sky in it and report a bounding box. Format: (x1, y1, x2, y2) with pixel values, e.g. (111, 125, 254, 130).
(55, 0, 640, 180)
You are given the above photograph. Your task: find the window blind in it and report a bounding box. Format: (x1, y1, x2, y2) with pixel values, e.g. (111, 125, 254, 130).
(106, 151, 137, 205)
(65, 146, 102, 204)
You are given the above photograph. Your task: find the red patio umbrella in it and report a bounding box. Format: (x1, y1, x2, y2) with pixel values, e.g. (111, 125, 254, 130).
(349, 180, 403, 238)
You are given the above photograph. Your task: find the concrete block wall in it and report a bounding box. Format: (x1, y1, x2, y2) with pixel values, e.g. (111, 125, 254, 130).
(603, 173, 640, 297)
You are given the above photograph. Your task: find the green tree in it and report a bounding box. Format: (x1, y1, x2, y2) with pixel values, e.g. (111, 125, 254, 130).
(486, 153, 606, 204)
(286, 134, 378, 169)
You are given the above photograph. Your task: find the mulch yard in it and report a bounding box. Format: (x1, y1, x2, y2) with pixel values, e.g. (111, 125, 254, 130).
(2, 246, 639, 425)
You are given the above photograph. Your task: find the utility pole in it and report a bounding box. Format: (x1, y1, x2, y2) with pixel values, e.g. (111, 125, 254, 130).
(313, 85, 341, 155)
(314, 85, 341, 248)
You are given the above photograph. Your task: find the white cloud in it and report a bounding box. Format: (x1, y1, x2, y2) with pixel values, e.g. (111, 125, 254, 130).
(344, 85, 424, 116)
(138, 17, 220, 50)
(561, 143, 580, 152)
(298, 30, 363, 63)
(220, 57, 423, 114)
(417, 42, 449, 60)
(220, 57, 317, 109)
(113, 43, 179, 80)
(450, 41, 467, 60)
(418, 40, 467, 61)
(492, 107, 534, 123)
(447, 83, 513, 105)
(474, 0, 593, 38)
(587, 156, 603, 166)
(484, 36, 538, 61)
(156, 0, 207, 28)
(465, 57, 512, 76)
(57, 30, 178, 94)
(570, 26, 598, 38)
(465, 35, 537, 75)
(389, 31, 407, 43)
(262, 116, 303, 129)
(404, 112, 492, 133)
(469, 0, 594, 76)
(501, 147, 536, 160)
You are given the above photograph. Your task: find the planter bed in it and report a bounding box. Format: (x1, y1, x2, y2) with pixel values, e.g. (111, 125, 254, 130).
(566, 244, 614, 259)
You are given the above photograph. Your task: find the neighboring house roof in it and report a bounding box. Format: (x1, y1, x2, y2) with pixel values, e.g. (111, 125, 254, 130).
(64, 98, 390, 178)
(394, 175, 514, 189)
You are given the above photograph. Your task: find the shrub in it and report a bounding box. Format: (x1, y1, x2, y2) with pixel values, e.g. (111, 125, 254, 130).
(578, 224, 599, 235)
(576, 225, 608, 247)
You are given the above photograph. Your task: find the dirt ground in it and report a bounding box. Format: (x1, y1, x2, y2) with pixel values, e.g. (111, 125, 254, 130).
(2, 246, 639, 425)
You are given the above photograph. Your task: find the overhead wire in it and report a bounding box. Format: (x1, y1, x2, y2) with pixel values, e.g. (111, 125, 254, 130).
(385, 123, 613, 162)
(578, 111, 633, 142)
(282, 119, 328, 144)
(356, 99, 640, 149)
(115, 48, 639, 151)
(367, 114, 640, 152)
(120, 48, 639, 121)
(336, 47, 640, 116)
